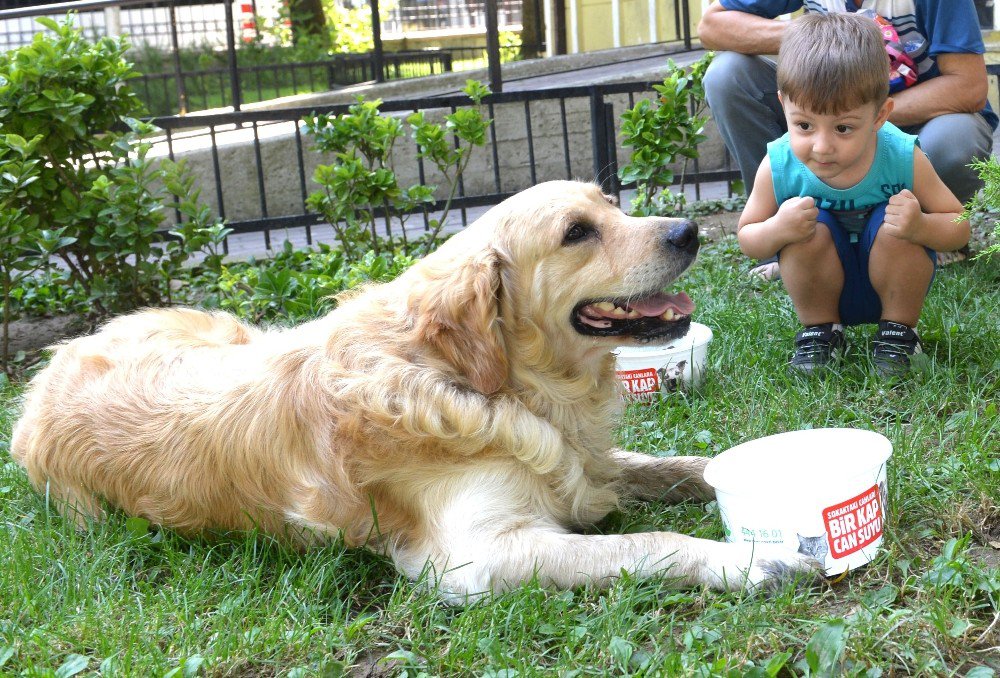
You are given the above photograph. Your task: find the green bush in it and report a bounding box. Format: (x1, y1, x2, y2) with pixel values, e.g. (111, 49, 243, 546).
(961, 156, 1000, 259)
(618, 53, 714, 216)
(303, 80, 490, 264)
(0, 134, 75, 374)
(209, 241, 416, 324)
(0, 17, 230, 372)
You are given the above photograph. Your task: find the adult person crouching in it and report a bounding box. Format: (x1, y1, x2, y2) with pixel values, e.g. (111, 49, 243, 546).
(698, 0, 996, 278)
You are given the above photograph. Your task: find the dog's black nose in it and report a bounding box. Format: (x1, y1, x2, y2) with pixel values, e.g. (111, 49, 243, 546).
(663, 219, 699, 255)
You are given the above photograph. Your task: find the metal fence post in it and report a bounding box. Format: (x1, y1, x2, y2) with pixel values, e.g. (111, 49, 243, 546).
(223, 0, 242, 112)
(485, 0, 503, 92)
(369, 0, 385, 82)
(590, 88, 613, 192)
(603, 101, 621, 199)
(681, 0, 692, 51)
(168, 3, 189, 115)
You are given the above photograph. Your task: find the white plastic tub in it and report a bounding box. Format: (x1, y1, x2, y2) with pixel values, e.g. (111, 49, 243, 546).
(703, 428, 892, 575)
(614, 322, 713, 401)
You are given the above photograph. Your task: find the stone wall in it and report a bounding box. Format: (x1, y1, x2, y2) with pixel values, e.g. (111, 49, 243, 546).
(149, 44, 729, 226)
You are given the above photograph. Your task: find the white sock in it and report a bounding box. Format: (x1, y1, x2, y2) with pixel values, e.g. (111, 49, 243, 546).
(832, 323, 844, 333)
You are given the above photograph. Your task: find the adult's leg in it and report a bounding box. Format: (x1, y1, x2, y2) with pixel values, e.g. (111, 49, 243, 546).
(702, 52, 785, 193)
(905, 113, 994, 204)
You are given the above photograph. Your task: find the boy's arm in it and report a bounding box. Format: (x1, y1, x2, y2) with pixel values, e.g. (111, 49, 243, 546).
(738, 158, 818, 259)
(882, 148, 971, 252)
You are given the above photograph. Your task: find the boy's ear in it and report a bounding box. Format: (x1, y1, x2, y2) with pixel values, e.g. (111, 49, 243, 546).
(874, 98, 894, 128)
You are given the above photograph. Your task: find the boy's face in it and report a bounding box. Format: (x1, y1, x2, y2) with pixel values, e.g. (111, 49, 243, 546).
(779, 95, 894, 189)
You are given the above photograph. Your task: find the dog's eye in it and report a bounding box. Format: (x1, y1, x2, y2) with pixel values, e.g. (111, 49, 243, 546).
(563, 223, 593, 244)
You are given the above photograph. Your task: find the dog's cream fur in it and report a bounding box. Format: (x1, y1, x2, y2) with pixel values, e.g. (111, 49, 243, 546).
(12, 181, 818, 600)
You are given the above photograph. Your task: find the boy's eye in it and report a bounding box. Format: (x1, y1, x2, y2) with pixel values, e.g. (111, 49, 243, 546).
(836, 125, 853, 134)
(796, 122, 811, 131)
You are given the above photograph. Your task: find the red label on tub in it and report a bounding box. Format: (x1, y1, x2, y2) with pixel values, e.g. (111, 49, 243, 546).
(617, 367, 659, 399)
(823, 484, 884, 559)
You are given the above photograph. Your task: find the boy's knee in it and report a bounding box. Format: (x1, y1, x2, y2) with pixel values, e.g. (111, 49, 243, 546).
(782, 222, 836, 258)
(872, 228, 932, 258)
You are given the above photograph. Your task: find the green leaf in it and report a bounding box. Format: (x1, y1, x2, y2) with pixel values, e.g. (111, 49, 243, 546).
(98, 655, 120, 674)
(947, 617, 972, 638)
(763, 652, 792, 676)
(0, 648, 14, 668)
(35, 16, 62, 32)
(805, 619, 847, 678)
(55, 654, 90, 678)
(125, 516, 151, 537)
(608, 636, 633, 666)
(183, 654, 205, 677)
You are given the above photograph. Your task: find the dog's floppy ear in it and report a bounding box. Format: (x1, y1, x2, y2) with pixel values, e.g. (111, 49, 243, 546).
(410, 247, 507, 394)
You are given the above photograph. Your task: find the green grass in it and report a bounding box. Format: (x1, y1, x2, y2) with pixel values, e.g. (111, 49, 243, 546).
(1, 235, 998, 676)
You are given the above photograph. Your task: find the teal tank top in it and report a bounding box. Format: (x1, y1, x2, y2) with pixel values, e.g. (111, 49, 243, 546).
(768, 122, 917, 233)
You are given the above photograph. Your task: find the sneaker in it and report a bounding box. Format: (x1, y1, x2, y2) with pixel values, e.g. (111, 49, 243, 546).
(872, 320, 922, 376)
(789, 323, 847, 374)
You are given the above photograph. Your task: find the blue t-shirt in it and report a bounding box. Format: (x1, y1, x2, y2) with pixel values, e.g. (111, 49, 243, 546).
(717, 0, 999, 130)
(768, 122, 916, 232)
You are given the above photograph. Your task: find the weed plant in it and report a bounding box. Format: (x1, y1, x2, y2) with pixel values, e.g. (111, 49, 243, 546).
(1, 235, 997, 675)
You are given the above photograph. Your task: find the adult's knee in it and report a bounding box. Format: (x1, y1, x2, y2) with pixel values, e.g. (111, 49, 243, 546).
(917, 114, 993, 202)
(703, 52, 767, 113)
(924, 141, 986, 190)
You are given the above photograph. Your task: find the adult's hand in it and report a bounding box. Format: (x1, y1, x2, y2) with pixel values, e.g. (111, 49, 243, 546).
(886, 53, 988, 127)
(697, 1, 788, 55)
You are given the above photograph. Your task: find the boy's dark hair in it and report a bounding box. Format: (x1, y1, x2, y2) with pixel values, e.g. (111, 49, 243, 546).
(777, 12, 889, 115)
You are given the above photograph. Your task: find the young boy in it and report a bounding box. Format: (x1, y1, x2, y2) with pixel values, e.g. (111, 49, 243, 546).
(738, 12, 971, 376)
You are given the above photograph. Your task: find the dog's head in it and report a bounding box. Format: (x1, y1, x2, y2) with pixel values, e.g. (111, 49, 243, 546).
(404, 181, 698, 394)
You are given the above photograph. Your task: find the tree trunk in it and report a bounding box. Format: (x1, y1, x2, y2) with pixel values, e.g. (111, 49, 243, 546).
(288, 0, 330, 48)
(519, 0, 544, 59)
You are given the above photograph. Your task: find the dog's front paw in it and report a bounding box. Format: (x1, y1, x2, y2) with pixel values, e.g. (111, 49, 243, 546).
(705, 541, 824, 593)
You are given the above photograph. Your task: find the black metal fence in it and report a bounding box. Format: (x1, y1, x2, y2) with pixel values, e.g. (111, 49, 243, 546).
(0, 0, 527, 51)
(0, 0, 231, 50)
(146, 75, 739, 254)
(150, 66, 1000, 254)
(0, 0, 532, 116)
(135, 49, 461, 116)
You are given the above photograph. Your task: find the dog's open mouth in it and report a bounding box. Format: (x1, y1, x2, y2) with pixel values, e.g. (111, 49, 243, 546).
(572, 291, 695, 341)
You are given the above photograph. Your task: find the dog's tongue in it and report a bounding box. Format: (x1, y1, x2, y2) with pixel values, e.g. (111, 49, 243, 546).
(629, 291, 695, 317)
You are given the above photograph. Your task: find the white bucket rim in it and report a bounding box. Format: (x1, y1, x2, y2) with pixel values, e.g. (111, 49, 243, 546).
(613, 322, 714, 357)
(703, 428, 892, 496)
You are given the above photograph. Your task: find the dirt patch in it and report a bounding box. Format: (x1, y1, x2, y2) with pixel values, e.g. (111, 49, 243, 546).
(969, 545, 1000, 570)
(5, 314, 88, 356)
(693, 211, 741, 242)
(350, 652, 404, 678)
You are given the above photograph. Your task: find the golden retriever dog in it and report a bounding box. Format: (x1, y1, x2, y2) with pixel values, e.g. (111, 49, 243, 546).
(11, 181, 819, 601)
